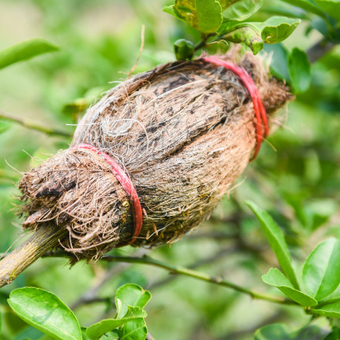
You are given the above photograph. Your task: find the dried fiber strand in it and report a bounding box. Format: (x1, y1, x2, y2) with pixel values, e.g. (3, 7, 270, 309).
(19, 51, 292, 260)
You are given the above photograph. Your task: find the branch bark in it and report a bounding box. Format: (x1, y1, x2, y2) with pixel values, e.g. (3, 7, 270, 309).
(0, 109, 72, 137)
(306, 39, 336, 63)
(0, 225, 67, 288)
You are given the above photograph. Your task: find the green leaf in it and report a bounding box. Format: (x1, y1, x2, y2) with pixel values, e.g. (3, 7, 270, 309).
(0, 38, 59, 71)
(223, 0, 263, 21)
(174, 39, 195, 60)
(292, 326, 329, 340)
(302, 238, 340, 300)
(313, 0, 340, 21)
(81, 328, 91, 340)
(262, 4, 309, 19)
(164, 0, 222, 34)
(246, 201, 299, 289)
(263, 43, 290, 81)
(115, 284, 151, 319)
(13, 327, 45, 340)
(204, 40, 229, 54)
(260, 16, 301, 44)
(163, 5, 176, 17)
(311, 301, 340, 318)
(196, 0, 222, 33)
(167, 1, 198, 27)
(255, 324, 329, 340)
(8, 287, 82, 340)
(324, 327, 340, 340)
(86, 307, 147, 340)
(280, 0, 328, 19)
(219, 16, 300, 54)
(119, 319, 147, 340)
(288, 48, 311, 93)
(225, 26, 263, 54)
(262, 268, 317, 306)
(100, 330, 120, 340)
(254, 323, 289, 340)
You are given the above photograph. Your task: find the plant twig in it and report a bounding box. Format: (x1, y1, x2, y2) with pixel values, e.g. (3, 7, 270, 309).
(306, 39, 336, 63)
(68, 247, 237, 309)
(0, 225, 67, 288)
(0, 109, 72, 137)
(148, 246, 238, 290)
(41, 251, 296, 306)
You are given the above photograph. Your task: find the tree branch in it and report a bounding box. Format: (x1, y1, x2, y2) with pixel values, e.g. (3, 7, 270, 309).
(42, 251, 296, 306)
(306, 39, 336, 63)
(0, 109, 72, 137)
(0, 225, 67, 288)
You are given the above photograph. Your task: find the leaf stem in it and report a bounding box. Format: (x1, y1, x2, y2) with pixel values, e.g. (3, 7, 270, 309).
(194, 33, 217, 52)
(0, 109, 72, 137)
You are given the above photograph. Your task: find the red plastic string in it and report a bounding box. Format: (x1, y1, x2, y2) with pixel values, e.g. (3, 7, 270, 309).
(73, 143, 143, 245)
(203, 56, 268, 161)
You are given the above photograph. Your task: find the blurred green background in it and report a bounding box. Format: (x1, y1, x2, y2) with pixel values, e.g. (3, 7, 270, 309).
(0, 0, 339, 339)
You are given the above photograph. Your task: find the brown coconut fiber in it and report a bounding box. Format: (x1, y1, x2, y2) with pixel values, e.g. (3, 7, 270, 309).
(18, 51, 291, 262)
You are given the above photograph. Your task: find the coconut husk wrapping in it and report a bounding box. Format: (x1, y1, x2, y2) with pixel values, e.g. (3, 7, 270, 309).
(19, 51, 291, 261)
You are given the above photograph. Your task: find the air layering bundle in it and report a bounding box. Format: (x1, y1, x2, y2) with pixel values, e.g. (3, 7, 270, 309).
(0, 51, 292, 286)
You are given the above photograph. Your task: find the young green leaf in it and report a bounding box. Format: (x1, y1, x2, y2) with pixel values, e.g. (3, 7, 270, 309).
(288, 48, 311, 93)
(292, 326, 331, 340)
(223, 0, 263, 21)
(0, 38, 59, 71)
(323, 327, 340, 340)
(164, 0, 222, 34)
(255, 324, 329, 340)
(196, 0, 222, 33)
(204, 40, 229, 54)
(8, 287, 82, 340)
(119, 319, 147, 340)
(302, 238, 340, 301)
(115, 284, 151, 319)
(225, 26, 263, 54)
(86, 317, 144, 340)
(246, 201, 299, 289)
(311, 301, 340, 319)
(254, 323, 289, 340)
(174, 39, 195, 60)
(81, 327, 92, 340)
(263, 43, 290, 81)
(280, 0, 328, 19)
(262, 268, 317, 306)
(313, 0, 340, 21)
(260, 16, 301, 44)
(13, 327, 45, 340)
(86, 307, 147, 340)
(219, 16, 299, 54)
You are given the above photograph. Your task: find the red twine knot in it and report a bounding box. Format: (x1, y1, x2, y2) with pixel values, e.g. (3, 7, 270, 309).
(73, 143, 143, 245)
(203, 56, 269, 161)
